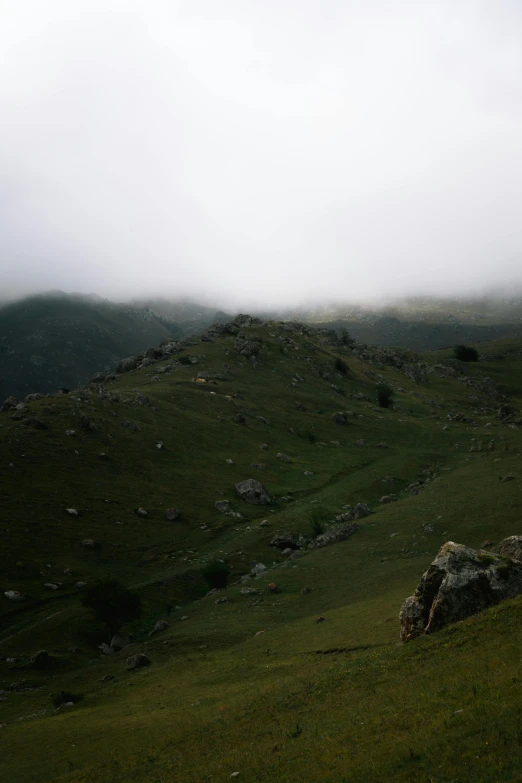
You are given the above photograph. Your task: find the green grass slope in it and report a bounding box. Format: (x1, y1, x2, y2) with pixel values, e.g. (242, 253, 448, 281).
(1, 318, 522, 782)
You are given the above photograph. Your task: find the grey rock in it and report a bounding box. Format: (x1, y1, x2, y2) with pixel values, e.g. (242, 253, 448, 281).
(496, 536, 522, 562)
(400, 541, 522, 642)
(24, 393, 43, 402)
(251, 563, 267, 574)
(240, 586, 259, 595)
(276, 452, 292, 463)
(353, 503, 372, 519)
(110, 634, 132, 651)
(235, 479, 271, 505)
(332, 412, 347, 425)
(117, 356, 139, 374)
(66, 508, 78, 516)
(149, 620, 170, 636)
(81, 539, 95, 548)
(127, 653, 150, 669)
(215, 500, 232, 514)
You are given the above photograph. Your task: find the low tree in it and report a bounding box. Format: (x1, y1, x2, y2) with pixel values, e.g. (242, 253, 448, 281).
(377, 382, 394, 408)
(339, 328, 355, 348)
(454, 344, 479, 362)
(80, 579, 141, 637)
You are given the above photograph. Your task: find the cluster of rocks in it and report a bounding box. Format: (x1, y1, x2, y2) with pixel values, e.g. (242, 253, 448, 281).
(400, 536, 522, 642)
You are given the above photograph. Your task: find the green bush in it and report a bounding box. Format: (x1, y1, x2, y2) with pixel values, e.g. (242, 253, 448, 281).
(202, 560, 231, 590)
(80, 580, 141, 637)
(377, 383, 394, 408)
(178, 355, 192, 365)
(454, 345, 479, 362)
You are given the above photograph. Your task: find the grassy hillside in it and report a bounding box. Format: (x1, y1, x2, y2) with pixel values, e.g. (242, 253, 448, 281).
(1, 318, 521, 782)
(0, 292, 182, 399)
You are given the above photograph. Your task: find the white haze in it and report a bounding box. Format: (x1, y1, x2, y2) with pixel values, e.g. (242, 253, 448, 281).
(1, 0, 522, 309)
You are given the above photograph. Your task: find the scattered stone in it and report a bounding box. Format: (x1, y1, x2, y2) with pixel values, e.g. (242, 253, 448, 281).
(254, 630, 265, 636)
(355, 439, 366, 447)
(276, 452, 292, 463)
(300, 587, 311, 595)
(156, 441, 164, 450)
(135, 507, 148, 518)
(259, 519, 269, 527)
(259, 443, 268, 450)
(240, 587, 259, 595)
(303, 471, 314, 476)
(282, 548, 293, 556)
(4, 590, 24, 601)
(235, 479, 271, 505)
(75, 582, 88, 588)
(110, 634, 132, 651)
(354, 503, 372, 519)
(215, 597, 229, 605)
(376, 442, 388, 449)
(66, 508, 78, 516)
(43, 583, 61, 590)
(81, 539, 95, 548)
(225, 458, 234, 464)
(400, 541, 522, 642)
(215, 500, 232, 514)
(149, 620, 170, 636)
(99, 643, 114, 655)
(127, 653, 150, 669)
(165, 508, 179, 521)
(256, 416, 270, 425)
(380, 495, 398, 504)
(65, 429, 76, 436)
(99, 674, 114, 682)
(251, 563, 267, 575)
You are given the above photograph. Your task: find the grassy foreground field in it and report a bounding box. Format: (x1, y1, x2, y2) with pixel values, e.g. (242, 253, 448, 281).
(1, 319, 522, 782)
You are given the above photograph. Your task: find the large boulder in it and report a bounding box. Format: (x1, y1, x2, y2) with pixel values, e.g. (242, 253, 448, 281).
(235, 479, 271, 505)
(400, 541, 522, 642)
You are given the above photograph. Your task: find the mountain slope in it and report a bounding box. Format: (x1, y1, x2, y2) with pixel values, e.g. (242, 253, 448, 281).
(1, 316, 522, 782)
(0, 292, 183, 399)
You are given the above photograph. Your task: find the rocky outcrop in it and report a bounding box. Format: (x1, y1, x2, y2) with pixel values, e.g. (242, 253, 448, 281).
(400, 541, 522, 642)
(235, 479, 271, 505)
(308, 522, 359, 549)
(270, 532, 309, 550)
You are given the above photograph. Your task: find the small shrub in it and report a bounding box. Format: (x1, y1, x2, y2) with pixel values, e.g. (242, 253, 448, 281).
(453, 345, 478, 362)
(339, 328, 355, 348)
(178, 355, 192, 365)
(51, 691, 83, 708)
(308, 431, 317, 443)
(377, 383, 394, 408)
(309, 509, 326, 538)
(202, 560, 231, 590)
(334, 357, 349, 375)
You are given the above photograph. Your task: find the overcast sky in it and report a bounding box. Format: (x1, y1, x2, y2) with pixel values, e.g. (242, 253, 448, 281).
(1, 0, 522, 307)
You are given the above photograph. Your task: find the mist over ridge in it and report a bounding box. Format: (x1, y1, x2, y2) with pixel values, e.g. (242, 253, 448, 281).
(2, 0, 522, 306)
